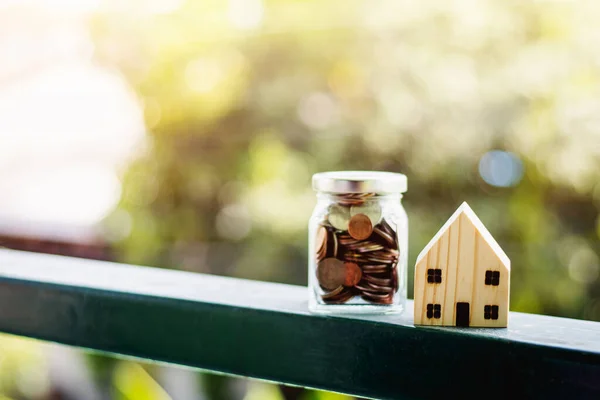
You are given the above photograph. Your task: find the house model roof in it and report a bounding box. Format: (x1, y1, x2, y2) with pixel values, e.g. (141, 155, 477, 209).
(416, 202, 510, 269)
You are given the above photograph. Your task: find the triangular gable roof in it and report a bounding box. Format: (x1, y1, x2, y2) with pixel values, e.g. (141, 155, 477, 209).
(416, 202, 510, 269)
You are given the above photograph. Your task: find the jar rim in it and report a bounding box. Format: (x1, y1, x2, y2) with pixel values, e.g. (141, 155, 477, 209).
(312, 171, 407, 194)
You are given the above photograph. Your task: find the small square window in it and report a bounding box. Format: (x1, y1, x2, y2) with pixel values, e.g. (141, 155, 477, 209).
(427, 268, 442, 284)
(427, 303, 442, 319)
(485, 270, 500, 286)
(484, 305, 499, 320)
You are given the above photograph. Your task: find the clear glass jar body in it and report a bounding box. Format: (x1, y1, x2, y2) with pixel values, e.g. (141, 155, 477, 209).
(308, 192, 408, 314)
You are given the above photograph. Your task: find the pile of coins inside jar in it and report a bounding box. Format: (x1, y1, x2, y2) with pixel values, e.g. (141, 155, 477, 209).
(315, 193, 399, 305)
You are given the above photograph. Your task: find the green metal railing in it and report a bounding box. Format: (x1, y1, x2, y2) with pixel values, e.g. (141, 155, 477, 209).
(0, 249, 598, 399)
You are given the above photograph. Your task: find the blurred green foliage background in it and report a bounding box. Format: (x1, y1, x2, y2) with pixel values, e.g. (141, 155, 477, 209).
(1, 0, 600, 399)
(97, 0, 600, 317)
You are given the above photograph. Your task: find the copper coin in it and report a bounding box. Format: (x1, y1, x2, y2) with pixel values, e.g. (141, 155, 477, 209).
(340, 251, 364, 259)
(329, 231, 339, 258)
(365, 281, 394, 293)
(354, 282, 378, 293)
(392, 266, 399, 292)
(355, 281, 393, 294)
(316, 243, 327, 262)
(364, 275, 392, 286)
(361, 291, 393, 300)
(361, 292, 393, 304)
(338, 193, 374, 207)
(344, 262, 362, 286)
(316, 226, 327, 252)
(323, 288, 355, 303)
(353, 242, 385, 253)
(365, 256, 396, 264)
(337, 237, 358, 247)
(348, 213, 373, 241)
(316, 226, 328, 261)
(339, 199, 364, 206)
(378, 218, 396, 237)
(370, 249, 399, 258)
(372, 227, 397, 249)
(351, 203, 382, 225)
(362, 264, 389, 273)
(321, 285, 344, 299)
(316, 258, 346, 290)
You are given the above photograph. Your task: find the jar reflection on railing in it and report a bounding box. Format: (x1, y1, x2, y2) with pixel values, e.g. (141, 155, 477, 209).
(309, 171, 408, 314)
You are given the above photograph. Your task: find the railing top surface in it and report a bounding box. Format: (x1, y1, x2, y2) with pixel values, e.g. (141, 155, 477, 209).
(0, 249, 598, 399)
(0, 249, 597, 353)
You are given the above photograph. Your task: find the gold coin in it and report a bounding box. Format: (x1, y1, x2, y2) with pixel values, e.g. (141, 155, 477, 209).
(327, 204, 350, 231)
(350, 203, 382, 225)
(348, 213, 373, 241)
(316, 257, 346, 290)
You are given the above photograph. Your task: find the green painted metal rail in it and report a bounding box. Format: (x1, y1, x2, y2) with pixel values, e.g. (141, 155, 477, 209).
(0, 249, 598, 400)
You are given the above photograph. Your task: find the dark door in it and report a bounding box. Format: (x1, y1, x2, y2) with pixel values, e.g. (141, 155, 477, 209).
(456, 302, 470, 327)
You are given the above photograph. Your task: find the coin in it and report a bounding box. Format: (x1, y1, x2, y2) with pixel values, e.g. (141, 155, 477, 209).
(315, 194, 400, 306)
(338, 192, 375, 206)
(355, 280, 393, 293)
(378, 218, 395, 237)
(328, 230, 339, 258)
(352, 242, 385, 253)
(366, 281, 394, 293)
(361, 292, 393, 304)
(344, 262, 362, 286)
(337, 233, 357, 246)
(315, 226, 327, 261)
(316, 257, 346, 290)
(339, 199, 364, 206)
(351, 203, 382, 225)
(372, 227, 397, 249)
(364, 275, 392, 286)
(316, 246, 326, 262)
(392, 267, 399, 291)
(323, 287, 355, 303)
(328, 204, 351, 230)
(348, 213, 373, 240)
(339, 253, 365, 264)
(362, 264, 389, 273)
(316, 226, 327, 251)
(316, 242, 327, 261)
(321, 285, 344, 298)
(365, 255, 395, 264)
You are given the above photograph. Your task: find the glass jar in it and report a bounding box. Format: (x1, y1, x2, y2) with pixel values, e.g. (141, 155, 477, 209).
(309, 171, 408, 314)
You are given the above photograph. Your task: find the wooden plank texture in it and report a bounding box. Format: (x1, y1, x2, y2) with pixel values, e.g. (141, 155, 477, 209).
(0, 249, 599, 400)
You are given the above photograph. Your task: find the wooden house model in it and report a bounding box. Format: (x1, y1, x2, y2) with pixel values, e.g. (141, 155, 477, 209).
(414, 202, 510, 327)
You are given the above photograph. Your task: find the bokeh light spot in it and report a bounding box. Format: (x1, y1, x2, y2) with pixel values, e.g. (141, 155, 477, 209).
(101, 209, 133, 243)
(185, 58, 225, 94)
(228, 0, 264, 30)
(216, 204, 252, 241)
(297, 92, 339, 130)
(479, 150, 524, 187)
(568, 246, 600, 284)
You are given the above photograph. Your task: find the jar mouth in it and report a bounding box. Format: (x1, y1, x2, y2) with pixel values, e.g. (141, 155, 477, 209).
(312, 171, 407, 194)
